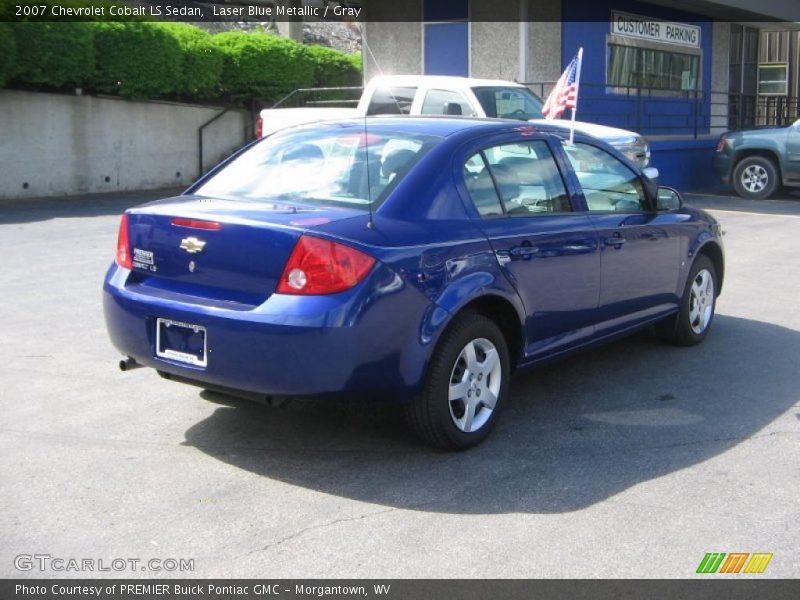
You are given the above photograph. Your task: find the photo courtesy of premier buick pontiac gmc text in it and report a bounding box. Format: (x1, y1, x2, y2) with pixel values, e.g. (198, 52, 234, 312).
(104, 117, 724, 450)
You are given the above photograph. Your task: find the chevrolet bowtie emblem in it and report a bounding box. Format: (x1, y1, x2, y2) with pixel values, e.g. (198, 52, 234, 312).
(180, 236, 206, 254)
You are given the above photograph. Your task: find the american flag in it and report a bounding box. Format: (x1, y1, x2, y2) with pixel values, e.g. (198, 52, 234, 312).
(542, 50, 582, 120)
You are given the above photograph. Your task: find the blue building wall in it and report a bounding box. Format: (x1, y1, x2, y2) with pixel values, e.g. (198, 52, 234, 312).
(648, 139, 719, 190)
(422, 0, 470, 76)
(424, 22, 469, 76)
(560, 0, 718, 190)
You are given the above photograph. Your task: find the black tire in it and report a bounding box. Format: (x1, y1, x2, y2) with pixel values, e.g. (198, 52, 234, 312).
(732, 155, 779, 199)
(665, 255, 718, 346)
(406, 312, 510, 450)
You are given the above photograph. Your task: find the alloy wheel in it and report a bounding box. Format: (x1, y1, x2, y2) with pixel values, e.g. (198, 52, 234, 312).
(689, 268, 715, 335)
(741, 164, 768, 194)
(448, 337, 502, 433)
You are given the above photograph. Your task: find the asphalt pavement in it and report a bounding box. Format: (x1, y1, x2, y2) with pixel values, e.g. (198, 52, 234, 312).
(1, 187, 798, 578)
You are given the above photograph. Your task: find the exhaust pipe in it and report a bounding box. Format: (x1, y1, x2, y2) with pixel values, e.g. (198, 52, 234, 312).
(119, 356, 142, 372)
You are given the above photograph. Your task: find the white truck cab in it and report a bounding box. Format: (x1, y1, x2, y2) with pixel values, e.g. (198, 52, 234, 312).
(258, 74, 651, 167)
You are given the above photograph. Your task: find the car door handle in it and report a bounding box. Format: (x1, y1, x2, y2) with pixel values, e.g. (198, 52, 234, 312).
(509, 245, 539, 257)
(603, 236, 626, 246)
(561, 242, 597, 253)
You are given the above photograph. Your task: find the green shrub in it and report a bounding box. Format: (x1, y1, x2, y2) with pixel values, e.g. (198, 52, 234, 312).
(91, 22, 182, 99)
(159, 23, 223, 100)
(306, 45, 362, 88)
(213, 31, 315, 104)
(346, 52, 363, 75)
(11, 22, 95, 89)
(0, 23, 16, 87)
(0, 20, 357, 106)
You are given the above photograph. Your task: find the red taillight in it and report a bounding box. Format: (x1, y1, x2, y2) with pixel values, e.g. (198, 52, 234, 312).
(255, 116, 263, 138)
(115, 213, 132, 269)
(276, 235, 376, 295)
(171, 217, 222, 230)
(716, 137, 727, 153)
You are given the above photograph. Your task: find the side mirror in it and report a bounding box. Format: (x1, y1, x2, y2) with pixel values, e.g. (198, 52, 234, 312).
(656, 186, 683, 211)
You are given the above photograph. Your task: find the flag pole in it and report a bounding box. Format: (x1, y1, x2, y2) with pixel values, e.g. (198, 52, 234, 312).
(569, 47, 584, 145)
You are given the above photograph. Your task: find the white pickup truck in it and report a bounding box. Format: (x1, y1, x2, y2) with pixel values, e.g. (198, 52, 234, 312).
(256, 74, 651, 167)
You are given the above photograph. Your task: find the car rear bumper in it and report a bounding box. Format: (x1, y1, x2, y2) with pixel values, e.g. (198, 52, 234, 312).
(103, 263, 436, 401)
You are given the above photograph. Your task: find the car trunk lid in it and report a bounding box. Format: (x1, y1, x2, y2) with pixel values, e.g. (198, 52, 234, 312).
(124, 195, 362, 305)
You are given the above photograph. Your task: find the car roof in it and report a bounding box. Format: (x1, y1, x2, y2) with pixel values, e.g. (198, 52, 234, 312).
(367, 75, 527, 90)
(287, 116, 570, 139)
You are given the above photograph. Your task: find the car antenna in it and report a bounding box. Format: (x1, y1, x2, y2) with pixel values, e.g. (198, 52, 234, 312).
(364, 114, 375, 230)
(359, 31, 386, 230)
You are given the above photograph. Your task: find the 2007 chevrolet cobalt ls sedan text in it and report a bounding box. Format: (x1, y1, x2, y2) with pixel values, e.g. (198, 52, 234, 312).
(104, 117, 724, 450)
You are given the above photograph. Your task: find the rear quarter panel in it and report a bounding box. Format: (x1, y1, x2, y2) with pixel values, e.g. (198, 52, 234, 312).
(314, 135, 528, 368)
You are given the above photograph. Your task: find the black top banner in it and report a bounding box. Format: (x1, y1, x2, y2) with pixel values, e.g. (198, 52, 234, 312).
(2, 0, 800, 23)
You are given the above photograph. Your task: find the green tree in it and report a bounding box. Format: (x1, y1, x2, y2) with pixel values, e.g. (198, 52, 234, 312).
(0, 23, 16, 87)
(159, 23, 223, 100)
(91, 22, 182, 99)
(12, 22, 95, 89)
(306, 45, 362, 88)
(213, 31, 315, 104)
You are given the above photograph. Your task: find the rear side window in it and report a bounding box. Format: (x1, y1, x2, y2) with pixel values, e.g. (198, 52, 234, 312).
(463, 140, 571, 218)
(367, 86, 417, 115)
(421, 89, 475, 116)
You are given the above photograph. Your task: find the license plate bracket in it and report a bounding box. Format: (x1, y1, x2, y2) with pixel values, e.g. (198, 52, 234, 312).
(155, 318, 207, 367)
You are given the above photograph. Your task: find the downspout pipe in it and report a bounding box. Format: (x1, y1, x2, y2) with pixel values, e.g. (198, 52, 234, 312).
(519, 0, 529, 83)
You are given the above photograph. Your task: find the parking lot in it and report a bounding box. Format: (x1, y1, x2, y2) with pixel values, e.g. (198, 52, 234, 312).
(1, 188, 798, 578)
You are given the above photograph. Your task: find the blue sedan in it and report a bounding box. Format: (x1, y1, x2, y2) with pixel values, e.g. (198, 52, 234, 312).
(104, 117, 724, 450)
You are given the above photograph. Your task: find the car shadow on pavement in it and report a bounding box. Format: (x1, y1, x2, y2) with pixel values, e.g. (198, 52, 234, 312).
(182, 314, 799, 514)
(0, 187, 184, 224)
(685, 193, 800, 217)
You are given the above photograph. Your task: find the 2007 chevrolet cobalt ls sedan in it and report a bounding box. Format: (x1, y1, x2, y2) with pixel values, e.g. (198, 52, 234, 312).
(104, 117, 724, 450)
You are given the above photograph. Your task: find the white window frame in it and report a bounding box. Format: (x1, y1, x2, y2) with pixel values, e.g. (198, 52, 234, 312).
(757, 63, 788, 96)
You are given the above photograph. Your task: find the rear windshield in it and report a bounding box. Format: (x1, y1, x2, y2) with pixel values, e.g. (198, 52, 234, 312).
(195, 126, 441, 211)
(472, 86, 544, 120)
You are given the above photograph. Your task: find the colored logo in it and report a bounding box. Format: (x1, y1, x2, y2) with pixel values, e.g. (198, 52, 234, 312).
(696, 552, 773, 574)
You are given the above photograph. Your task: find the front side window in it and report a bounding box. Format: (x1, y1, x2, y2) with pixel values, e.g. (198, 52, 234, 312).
(367, 86, 417, 115)
(562, 142, 648, 212)
(472, 86, 544, 120)
(463, 140, 571, 217)
(195, 127, 441, 211)
(608, 44, 699, 91)
(421, 89, 475, 116)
